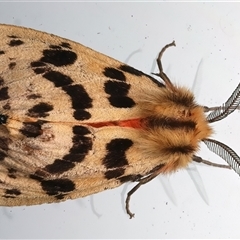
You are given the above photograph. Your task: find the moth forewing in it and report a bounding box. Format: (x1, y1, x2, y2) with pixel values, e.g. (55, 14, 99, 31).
(0, 24, 239, 219)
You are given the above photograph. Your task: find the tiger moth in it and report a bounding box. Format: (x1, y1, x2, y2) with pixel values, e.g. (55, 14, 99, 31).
(0, 24, 239, 218)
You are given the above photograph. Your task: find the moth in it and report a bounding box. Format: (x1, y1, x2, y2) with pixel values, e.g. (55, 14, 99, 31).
(0, 24, 240, 219)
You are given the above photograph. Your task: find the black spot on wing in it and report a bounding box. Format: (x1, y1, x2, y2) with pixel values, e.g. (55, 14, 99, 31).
(62, 85, 92, 109)
(61, 42, 72, 49)
(0, 151, 7, 161)
(7, 35, 18, 38)
(31, 61, 49, 74)
(8, 39, 24, 47)
(8, 62, 16, 69)
(0, 50, 5, 55)
(49, 45, 62, 50)
(20, 121, 44, 138)
(64, 126, 93, 162)
(43, 71, 73, 87)
(62, 84, 92, 120)
(119, 64, 165, 88)
(41, 179, 75, 196)
(0, 137, 10, 151)
(104, 81, 130, 95)
(3, 103, 11, 110)
(103, 67, 126, 81)
(119, 65, 143, 76)
(55, 194, 67, 200)
(65, 126, 92, 159)
(104, 80, 135, 108)
(44, 159, 75, 174)
(27, 94, 42, 100)
(7, 168, 17, 179)
(105, 168, 125, 179)
(27, 102, 54, 118)
(108, 96, 135, 108)
(43, 71, 92, 120)
(31, 46, 92, 120)
(44, 126, 92, 174)
(29, 173, 44, 182)
(41, 49, 77, 67)
(4, 189, 21, 198)
(103, 138, 133, 179)
(0, 87, 9, 100)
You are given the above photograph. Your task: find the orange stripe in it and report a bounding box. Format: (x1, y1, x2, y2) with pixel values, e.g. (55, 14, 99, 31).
(86, 118, 143, 129)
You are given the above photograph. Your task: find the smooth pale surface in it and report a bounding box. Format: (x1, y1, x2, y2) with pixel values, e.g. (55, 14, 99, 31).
(0, 2, 240, 239)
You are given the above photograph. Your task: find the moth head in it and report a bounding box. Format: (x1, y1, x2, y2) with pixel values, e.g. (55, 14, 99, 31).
(149, 41, 240, 176)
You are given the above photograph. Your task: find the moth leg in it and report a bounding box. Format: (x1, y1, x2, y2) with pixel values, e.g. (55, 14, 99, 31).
(192, 155, 231, 169)
(125, 173, 158, 219)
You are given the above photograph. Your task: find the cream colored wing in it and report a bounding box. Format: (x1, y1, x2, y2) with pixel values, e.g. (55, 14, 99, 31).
(0, 24, 165, 206)
(0, 24, 164, 123)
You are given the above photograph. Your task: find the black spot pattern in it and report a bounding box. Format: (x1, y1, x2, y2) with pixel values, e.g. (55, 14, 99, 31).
(43, 71, 73, 87)
(20, 121, 44, 138)
(29, 173, 44, 182)
(103, 67, 126, 81)
(62, 85, 92, 120)
(7, 168, 17, 179)
(0, 151, 7, 161)
(4, 189, 21, 198)
(7, 35, 18, 38)
(31, 61, 48, 74)
(64, 126, 93, 162)
(3, 103, 11, 110)
(104, 80, 135, 108)
(103, 138, 133, 179)
(8, 62, 16, 69)
(44, 159, 75, 174)
(103, 66, 136, 108)
(27, 94, 42, 100)
(41, 179, 75, 197)
(9, 39, 24, 47)
(30, 44, 93, 120)
(49, 45, 62, 50)
(0, 87, 9, 101)
(27, 102, 53, 118)
(7, 35, 23, 47)
(119, 65, 143, 76)
(104, 81, 130, 96)
(0, 50, 5, 55)
(61, 42, 71, 49)
(41, 49, 77, 67)
(119, 64, 165, 88)
(0, 137, 10, 151)
(105, 168, 125, 179)
(44, 126, 92, 174)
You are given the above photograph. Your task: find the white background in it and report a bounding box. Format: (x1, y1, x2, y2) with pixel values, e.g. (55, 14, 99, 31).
(1, 2, 240, 239)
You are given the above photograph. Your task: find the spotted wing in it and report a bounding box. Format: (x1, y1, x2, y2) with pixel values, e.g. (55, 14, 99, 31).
(0, 24, 165, 205)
